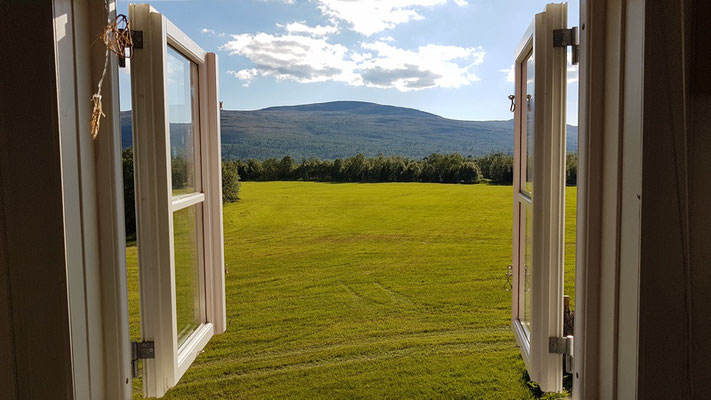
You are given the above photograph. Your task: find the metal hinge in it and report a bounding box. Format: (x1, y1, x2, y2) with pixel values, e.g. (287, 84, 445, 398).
(549, 335, 573, 355)
(553, 27, 579, 65)
(550, 335, 574, 374)
(131, 341, 155, 378)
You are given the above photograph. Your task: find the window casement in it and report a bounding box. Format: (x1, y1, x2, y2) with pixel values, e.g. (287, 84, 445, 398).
(511, 3, 568, 393)
(128, 4, 225, 397)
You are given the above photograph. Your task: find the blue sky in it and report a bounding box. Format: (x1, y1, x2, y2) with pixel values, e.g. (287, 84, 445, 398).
(118, 0, 578, 122)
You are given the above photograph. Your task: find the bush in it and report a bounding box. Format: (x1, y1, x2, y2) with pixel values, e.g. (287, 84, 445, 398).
(566, 153, 578, 186)
(222, 160, 241, 203)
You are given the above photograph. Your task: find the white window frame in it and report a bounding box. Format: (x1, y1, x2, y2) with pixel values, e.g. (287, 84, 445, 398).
(129, 4, 225, 397)
(511, 3, 568, 393)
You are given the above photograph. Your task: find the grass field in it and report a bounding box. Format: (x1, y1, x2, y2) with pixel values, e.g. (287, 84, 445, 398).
(128, 182, 576, 399)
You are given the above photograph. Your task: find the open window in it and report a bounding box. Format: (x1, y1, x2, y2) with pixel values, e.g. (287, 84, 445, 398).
(511, 3, 568, 393)
(128, 4, 225, 397)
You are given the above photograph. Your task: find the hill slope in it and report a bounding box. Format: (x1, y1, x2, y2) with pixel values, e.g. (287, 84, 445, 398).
(121, 101, 578, 159)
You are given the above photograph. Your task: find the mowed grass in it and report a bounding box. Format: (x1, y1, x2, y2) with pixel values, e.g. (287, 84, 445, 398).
(127, 182, 577, 399)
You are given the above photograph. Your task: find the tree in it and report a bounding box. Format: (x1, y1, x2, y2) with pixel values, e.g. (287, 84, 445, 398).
(260, 158, 280, 181)
(566, 153, 578, 186)
(481, 153, 513, 184)
(122, 148, 136, 239)
(279, 156, 295, 180)
(332, 158, 343, 181)
(222, 161, 241, 203)
(458, 161, 482, 183)
(343, 153, 368, 182)
(246, 159, 263, 181)
(225, 152, 508, 184)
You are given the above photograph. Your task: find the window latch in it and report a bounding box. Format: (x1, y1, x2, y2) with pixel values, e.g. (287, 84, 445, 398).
(131, 341, 155, 378)
(553, 27, 579, 65)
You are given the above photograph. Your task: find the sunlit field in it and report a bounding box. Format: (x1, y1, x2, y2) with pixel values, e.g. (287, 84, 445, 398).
(127, 182, 576, 399)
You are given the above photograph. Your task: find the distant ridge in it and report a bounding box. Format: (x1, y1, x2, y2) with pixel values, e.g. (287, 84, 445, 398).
(260, 101, 442, 118)
(121, 101, 578, 159)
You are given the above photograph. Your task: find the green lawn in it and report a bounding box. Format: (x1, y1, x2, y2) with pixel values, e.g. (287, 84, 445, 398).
(128, 182, 576, 399)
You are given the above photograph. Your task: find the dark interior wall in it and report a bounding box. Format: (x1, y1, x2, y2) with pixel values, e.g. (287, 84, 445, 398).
(0, 1, 74, 399)
(687, 0, 711, 395)
(638, 0, 711, 398)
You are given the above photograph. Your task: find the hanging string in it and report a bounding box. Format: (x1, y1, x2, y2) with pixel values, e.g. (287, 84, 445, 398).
(90, 10, 133, 140)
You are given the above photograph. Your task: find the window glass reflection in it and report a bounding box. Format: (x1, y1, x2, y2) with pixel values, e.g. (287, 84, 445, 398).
(167, 46, 199, 196)
(173, 205, 202, 347)
(524, 53, 535, 196)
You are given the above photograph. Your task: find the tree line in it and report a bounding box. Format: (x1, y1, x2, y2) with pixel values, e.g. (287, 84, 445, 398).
(123, 148, 577, 238)
(225, 153, 520, 185)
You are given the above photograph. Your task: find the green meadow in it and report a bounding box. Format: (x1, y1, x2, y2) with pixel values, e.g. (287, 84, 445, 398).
(128, 182, 577, 399)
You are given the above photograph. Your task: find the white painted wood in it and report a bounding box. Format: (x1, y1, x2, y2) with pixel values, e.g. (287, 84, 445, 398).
(172, 193, 206, 212)
(512, 26, 533, 370)
(616, 1, 643, 398)
(130, 5, 175, 396)
(54, 0, 133, 398)
(573, 1, 645, 398)
(18, 1, 132, 398)
(205, 52, 227, 334)
(54, 1, 92, 396)
(130, 4, 225, 397)
(571, 1, 602, 397)
(166, 19, 207, 66)
(176, 323, 214, 378)
(512, 3, 568, 393)
(87, 0, 133, 397)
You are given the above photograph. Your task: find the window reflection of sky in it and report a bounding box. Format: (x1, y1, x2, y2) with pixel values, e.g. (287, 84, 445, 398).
(167, 47, 193, 124)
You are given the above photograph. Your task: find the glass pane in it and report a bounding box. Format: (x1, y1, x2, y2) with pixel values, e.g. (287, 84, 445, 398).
(173, 205, 202, 347)
(524, 52, 535, 195)
(167, 46, 199, 196)
(522, 203, 533, 336)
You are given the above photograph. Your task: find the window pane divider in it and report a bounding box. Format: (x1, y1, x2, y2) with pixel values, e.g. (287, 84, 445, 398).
(171, 192, 205, 212)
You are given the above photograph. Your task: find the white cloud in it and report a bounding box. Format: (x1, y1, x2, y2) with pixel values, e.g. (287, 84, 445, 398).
(453, 0, 468, 6)
(358, 41, 484, 90)
(277, 21, 339, 37)
(221, 33, 360, 86)
(201, 28, 226, 38)
(226, 68, 259, 87)
(350, 52, 373, 62)
(220, 31, 485, 92)
(313, 0, 447, 36)
(500, 64, 514, 83)
(380, 36, 396, 42)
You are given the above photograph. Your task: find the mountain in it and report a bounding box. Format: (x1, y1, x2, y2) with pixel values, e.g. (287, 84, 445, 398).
(121, 101, 578, 159)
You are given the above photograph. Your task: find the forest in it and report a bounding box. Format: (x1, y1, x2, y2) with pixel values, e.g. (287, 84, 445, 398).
(226, 152, 577, 186)
(122, 148, 577, 239)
